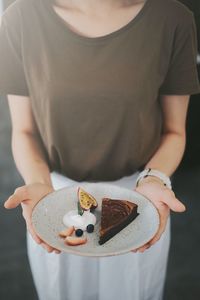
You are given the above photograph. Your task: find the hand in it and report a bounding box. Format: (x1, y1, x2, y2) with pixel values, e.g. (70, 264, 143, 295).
(4, 182, 61, 254)
(131, 176, 186, 253)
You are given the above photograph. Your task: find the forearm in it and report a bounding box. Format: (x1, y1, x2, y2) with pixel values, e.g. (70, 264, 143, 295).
(144, 131, 186, 177)
(11, 131, 53, 186)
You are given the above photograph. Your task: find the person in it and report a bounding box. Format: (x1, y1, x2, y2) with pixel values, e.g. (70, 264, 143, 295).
(1, 0, 200, 299)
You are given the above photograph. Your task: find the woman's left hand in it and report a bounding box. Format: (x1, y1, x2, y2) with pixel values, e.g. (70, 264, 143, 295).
(131, 176, 186, 253)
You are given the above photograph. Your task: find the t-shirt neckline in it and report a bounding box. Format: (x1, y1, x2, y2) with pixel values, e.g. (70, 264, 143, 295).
(43, 0, 153, 44)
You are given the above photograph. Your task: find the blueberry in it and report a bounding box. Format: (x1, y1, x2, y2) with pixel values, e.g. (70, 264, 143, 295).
(86, 224, 94, 233)
(75, 229, 83, 237)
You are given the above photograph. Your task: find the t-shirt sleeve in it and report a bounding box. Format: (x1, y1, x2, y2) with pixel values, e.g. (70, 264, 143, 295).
(0, 12, 29, 96)
(159, 12, 200, 95)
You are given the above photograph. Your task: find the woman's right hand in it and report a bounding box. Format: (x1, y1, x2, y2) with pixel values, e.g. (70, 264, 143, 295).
(4, 183, 61, 254)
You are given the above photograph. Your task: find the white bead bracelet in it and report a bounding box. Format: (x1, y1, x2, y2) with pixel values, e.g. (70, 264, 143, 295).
(136, 168, 172, 190)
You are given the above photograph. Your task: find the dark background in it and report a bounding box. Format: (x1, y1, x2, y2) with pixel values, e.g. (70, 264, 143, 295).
(1, 1, 200, 300)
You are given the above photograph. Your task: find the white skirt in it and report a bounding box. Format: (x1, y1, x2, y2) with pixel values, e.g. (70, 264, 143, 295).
(27, 171, 171, 300)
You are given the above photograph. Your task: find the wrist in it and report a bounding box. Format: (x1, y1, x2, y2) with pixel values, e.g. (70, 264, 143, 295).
(24, 177, 53, 188)
(137, 176, 164, 187)
(136, 168, 172, 189)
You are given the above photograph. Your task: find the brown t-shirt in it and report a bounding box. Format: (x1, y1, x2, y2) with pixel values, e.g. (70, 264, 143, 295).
(0, 0, 200, 181)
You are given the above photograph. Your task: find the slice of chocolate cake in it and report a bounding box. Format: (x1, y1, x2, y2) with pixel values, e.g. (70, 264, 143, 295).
(99, 198, 139, 245)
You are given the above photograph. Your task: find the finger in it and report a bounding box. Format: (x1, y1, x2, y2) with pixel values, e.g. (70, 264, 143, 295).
(44, 244, 60, 253)
(54, 249, 61, 254)
(41, 243, 60, 253)
(4, 186, 29, 209)
(40, 242, 54, 253)
(132, 242, 150, 253)
(40, 243, 54, 253)
(137, 244, 151, 253)
(147, 211, 169, 247)
(148, 224, 166, 247)
(4, 194, 23, 209)
(162, 191, 186, 212)
(131, 241, 151, 253)
(149, 233, 161, 246)
(131, 249, 137, 253)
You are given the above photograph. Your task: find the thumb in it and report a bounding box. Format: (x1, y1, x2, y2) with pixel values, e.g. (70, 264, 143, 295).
(4, 194, 22, 209)
(4, 187, 29, 209)
(162, 193, 186, 212)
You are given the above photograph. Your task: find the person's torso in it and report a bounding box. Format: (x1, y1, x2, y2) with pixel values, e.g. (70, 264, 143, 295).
(3, 0, 193, 181)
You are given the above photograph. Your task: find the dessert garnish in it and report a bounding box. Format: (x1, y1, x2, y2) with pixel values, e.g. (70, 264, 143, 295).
(78, 187, 98, 211)
(75, 228, 84, 237)
(59, 187, 98, 246)
(59, 226, 75, 238)
(65, 236, 87, 246)
(86, 224, 94, 233)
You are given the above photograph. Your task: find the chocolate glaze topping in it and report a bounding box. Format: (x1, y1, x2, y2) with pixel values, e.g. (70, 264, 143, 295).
(100, 198, 138, 235)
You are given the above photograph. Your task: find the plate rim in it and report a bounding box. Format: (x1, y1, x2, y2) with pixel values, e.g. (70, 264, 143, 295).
(32, 182, 160, 257)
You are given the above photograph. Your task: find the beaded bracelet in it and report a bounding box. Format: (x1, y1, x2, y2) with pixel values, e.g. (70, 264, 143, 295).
(136, 168, 172, 189)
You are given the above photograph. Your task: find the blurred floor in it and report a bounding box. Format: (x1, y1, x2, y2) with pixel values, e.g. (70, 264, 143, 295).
(0, 95, 200, 300)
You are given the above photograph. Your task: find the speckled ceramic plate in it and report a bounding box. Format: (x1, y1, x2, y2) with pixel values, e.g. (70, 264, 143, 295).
(32, 183, 159, 257)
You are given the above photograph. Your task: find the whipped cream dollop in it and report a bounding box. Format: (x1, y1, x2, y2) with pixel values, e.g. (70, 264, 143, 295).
(63, 210, 96, 231)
